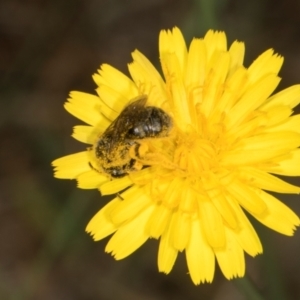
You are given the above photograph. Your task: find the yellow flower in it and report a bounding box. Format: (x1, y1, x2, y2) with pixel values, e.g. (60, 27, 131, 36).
(52, 28, 300, 284)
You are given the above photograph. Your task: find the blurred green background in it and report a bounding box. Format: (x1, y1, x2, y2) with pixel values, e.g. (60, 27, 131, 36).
(1, 0, 300, 299)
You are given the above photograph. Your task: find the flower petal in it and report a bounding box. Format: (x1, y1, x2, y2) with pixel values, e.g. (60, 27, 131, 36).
(207, 187, 238, 229)
(228, 74, 281, 128)
(72, 125, 101, 144)
(215, 229, 245, 279)
(77, 170, 108, 189)
(228, 41, 245, 73)
(227, 195, 263, 256)
(86, 198, 120, 240)
(159, 27, 187, 75)
(215, 66, 248, 114)
(224, 132, 300, 165)
(64, 92, 103, 126)
(105, 205, 154, 260)
(146, 204, 172, 239)
(204, 30, 227, 64)
(198, 196, 226, 248)
(251, 190, 300, 235)
(99, 176, 133, 195)
(170, 211, 191, 251)
(52, 151, 90, 179)
(93, 64, 138, 99)
(247, 49, 283, 84)
(129, 50, 167, 105)
(111, 187, 152, 225)
(158, 214, 178, 274)
(262, 105, 292, 128)
(262, 149, 300, 176)
(96, 85, 131, 113)
(240, 167, 300, 194)
(161, 52, 190, 126)
(184, 38, 206, 90)
(264, 114, 300, 134)
(261, 84, 300, 109)
(185, 217, 215, 284)
(226, 180, 267, 215)
(202, 52, 230, 117)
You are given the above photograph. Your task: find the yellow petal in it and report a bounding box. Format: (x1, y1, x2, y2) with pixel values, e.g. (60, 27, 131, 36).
(226, 112, 267, 142)
(215, 229, 245, 279)
(261, 84, 300, 109)
(111, 187, 152, 225)
(207, 187, 238, 229)
(204, 30, 227, 65)
(129, 50, 167, 104)
(247, 49, 283, 84)
(146, 204, 172, 239)
(240, 167, 300, 194)
(171, 27, 188, 72)
(170, 211, 191, 251)
(184, 38, 206, 89)
(178, 186, 197, 213)
(99, 176, 133, 195)
(226, 180, 267, 215)
(240, 131, 300, 151)
(93, 64, 138, 99)
(64, 92, 102, 126)
(185, 217, 215, 284)
(128, 166, 158, 185)
(263, 149, 300, 176)
(96, 99, 119, 122)
(77, 170, 108, 189)
(216, 66, 248, 114)
(202, 52, 230, 117)
(159, 27, 187, 75)
(128, 61, 165, 105)
(158, 213, 178, 274)
(228, 41, 245, 73)
(162, 53, 190, 126)
(226, 195, 263, 256)
(72, 125, 101, 144)
(224, 132, 300, 165)
(96, 85, 131, 113)
(105, 205, 154, 260)
(250, 190, 300, 235)
(264, 114, 300, 134)
(228, 74, 281, 128)
(162, 177, 182, 208)
(86, 198, 120, 240)
(261, 105, 292, 128)
(52, 151, 90, 179)
(198, 196, 226, 248)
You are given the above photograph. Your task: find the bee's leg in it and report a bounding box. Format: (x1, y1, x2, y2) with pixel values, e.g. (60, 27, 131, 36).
(87, 147, 100, 172)
(116, 193, 124, 200)
(126, 156, 143, 172)
(130, 142, 149, 160)
(88, 161, 96, 171)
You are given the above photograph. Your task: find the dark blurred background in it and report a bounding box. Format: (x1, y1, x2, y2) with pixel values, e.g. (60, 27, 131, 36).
(1, 0, 300, 299)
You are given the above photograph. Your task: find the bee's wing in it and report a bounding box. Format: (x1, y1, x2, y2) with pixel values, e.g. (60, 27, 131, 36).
(102, 96, 148, 150)
(111, 96, 148, 132)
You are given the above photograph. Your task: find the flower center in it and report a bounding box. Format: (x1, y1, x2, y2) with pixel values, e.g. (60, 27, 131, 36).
(173, 132, 220, 178)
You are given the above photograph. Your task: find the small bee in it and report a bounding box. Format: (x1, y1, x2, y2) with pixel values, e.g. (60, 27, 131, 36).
(91, 95, 173, 178)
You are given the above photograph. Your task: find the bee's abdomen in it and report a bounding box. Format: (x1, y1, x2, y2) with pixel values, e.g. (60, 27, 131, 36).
(126, 107, 172, 139)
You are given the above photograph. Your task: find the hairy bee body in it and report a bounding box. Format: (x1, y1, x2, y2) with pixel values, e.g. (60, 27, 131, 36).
(92, 96, 172, 178)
